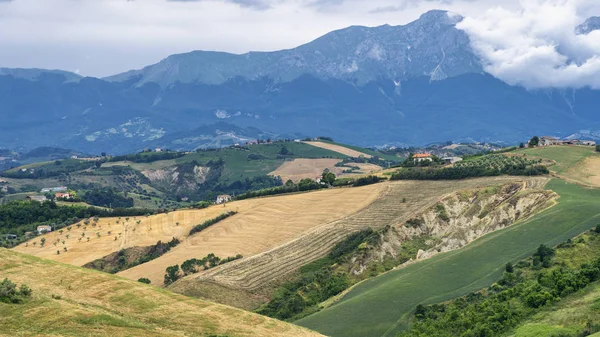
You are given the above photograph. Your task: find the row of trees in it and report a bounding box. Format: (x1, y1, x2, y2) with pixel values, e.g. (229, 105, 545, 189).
(84, 237, 181, 274)
(189, 211, 237, 235)
(163, 253, 243, 286)
(235, 179, 324, 200)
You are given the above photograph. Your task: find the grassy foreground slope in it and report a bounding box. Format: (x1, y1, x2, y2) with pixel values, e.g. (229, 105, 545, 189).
(297, 180, 600, 337)
(0, 249, 323, 337)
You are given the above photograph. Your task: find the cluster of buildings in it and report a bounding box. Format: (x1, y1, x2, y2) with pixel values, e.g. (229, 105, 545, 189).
(412, 153, 463, 165)
(40, 186, 67, 193)
(216, 194, 232, 204)
(539, 137, 596, 147)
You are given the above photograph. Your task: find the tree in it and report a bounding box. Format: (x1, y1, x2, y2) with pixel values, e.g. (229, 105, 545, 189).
(40, 238, 46, 247)
(528, 136, 540, 147)
(279, 146, 290, 156)
(519, 143, 525, 149)
(596, 145, 600, 153)
(505, 262, 514, 273)
(138, 278, 151, 284)
(321, 170, 336, 186)
(0, 278, 32, 304)
(164, 265, 181, 286)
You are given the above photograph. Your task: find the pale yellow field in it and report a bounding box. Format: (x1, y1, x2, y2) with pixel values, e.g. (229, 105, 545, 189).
(118, 183, 384, 285)
(269, 158, 344, 182)
(564, 156, 600, 187)
(270, 159, 383, 183)
(13, 207, 248, 266)
(303, 141, 373, 158)
(0, 249, 323, 337)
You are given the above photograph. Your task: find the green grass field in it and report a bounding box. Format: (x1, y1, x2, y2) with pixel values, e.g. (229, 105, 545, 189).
(515, 146, 596, 174)
(296, 179, 600, 337)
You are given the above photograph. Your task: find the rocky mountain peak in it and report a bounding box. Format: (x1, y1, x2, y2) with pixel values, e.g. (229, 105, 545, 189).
(576, 16, 600, 35)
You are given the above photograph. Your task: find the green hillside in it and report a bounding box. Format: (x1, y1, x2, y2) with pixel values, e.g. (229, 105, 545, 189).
(514, 145, 596, 174)
(0, 141, 351, 207)
(296, 180, 600, 337)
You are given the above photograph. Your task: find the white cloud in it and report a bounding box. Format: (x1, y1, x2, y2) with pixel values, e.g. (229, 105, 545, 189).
(457, 0, 600, 89)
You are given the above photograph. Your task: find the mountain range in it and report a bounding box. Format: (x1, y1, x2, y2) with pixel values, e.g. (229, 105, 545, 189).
(2, 10, 600, 154)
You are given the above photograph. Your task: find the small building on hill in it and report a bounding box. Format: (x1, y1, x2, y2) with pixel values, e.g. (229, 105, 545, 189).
(37, 225, 52, 234)
(540, 136, 559, 146)
(26, 195, 47, 202)
(2, 234, 17, 240)
(413, 153, 432, 163)
(55, 192, 73, 200)
(443, 157, 463, 165)
(582, 140, 597, 146)
(216, 194, 232, 204)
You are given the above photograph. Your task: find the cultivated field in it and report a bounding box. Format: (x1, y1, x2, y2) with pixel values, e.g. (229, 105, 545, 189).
(564, 156, 600, 188)
(304, 141, 373, 158)
(515, 145, 596, 174)
(269, 158, 344, 182)
(269, 158, 382, 182)
(117, 184, 384, 285)
(175, 177, 539, 299)
(514, 145, 600, 187)
(297, 180, 600, 337)
(0, 249, 323, 337)
(13, 207, 248, 266)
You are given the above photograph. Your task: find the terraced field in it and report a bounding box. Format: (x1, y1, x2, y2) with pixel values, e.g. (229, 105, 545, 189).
(297, 179, 600, 337)
(0, 249, 323, 337)
(117, 184, 384, 285)
(176, 177, 541, 295)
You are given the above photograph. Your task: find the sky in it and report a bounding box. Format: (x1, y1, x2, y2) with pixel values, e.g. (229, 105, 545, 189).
(0, 0, 599, 89)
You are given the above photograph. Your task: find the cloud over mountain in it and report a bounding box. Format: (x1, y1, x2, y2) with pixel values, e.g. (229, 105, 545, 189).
(457, 0, 600, 89)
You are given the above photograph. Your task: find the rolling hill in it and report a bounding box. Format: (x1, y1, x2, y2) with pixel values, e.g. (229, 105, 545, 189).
(296, 179, 600, 337)
(0, 249, 323, 337)
(1, 141, 391, 207)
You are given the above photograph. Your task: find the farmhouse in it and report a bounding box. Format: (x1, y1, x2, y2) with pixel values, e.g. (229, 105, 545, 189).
(216, 194, 232, 204)
(443, 157, 463, 164)
(540, 136, 560, 146)
(26, 195, 47, 202)
(413, 153, 432, 163)
(36, 225, 52, 234)
(582, 140, 597, 146)
(55, 192, 72, 200)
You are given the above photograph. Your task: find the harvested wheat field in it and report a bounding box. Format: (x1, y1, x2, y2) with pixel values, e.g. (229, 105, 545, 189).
(176, 177, 547, 300)
(13, 207, 254, 266)
(564, 156, 600, 187)
(118, 183, 384, 285)
(304, 141, 372, 158)
(270, 159, 383, 183)
(0, 249, 323, 337)
(269, 158, 344, 182)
